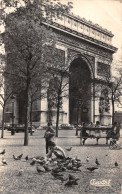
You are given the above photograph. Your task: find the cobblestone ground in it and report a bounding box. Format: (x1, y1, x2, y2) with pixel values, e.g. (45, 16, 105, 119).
(0, 129, 122, 194)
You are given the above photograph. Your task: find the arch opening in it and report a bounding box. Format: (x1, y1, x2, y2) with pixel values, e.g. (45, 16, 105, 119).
(69, 57, 92, 124)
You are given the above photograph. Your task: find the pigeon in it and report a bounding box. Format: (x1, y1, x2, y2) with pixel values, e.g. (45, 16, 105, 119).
(65, 180, 78, 186)
(32, 157, 37, 161)
(36, 166, 45, 173)
(76, 162, 82, 169)
(0, 149, 5, 155)
(69, 174, 80, 181)
(51, 172, 67, 182)
(57, 161, 63, 166)
(43, 165, 51, 172)
(65, 157, 72, 160)
(71, 158, 77, 164)
(2, 158, 7, 165)
(40, 156, 45, 160)
(34, 156, 40, 160)
(25, 155, 28, 161)
(54, 164, 66, 172)
(66, 163, 73, 170)
(51, 171, 63, 177)
(75, 156, 81, 162)
(17, 154, 23, 160)
(18, 168, 23, 176)
(60, 166, 67, 172)
(65, 147, 72, 151)
(30, 160, 36, 166)
(36, 160, 45, 165)
(64, 160, 71, 167)
(95, 158, 100, 166)
(87, 167, 98, 172)
(52, 167, 63, 173)
(55, 175, 68, 182)
(72, 167, 81, 171)
(115, 161, 118, 167)
(53, 160, 58, 165)
(13, 155, 21, 160)
(86, 156, 89, 163)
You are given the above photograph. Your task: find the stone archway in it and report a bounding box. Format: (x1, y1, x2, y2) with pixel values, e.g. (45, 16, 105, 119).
(17, 91, 26, 124)
(69, 56, 92, 124)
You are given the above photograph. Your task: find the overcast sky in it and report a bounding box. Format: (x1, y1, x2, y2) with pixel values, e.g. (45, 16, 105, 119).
(63, 0, 122, 61)
(0, 0, 122, 61)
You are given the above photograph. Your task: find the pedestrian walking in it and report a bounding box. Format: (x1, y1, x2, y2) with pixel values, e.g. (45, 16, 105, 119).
(95, 121, 101, 145)
(44, 123, 55, 154)
(80, 122, 89, 145)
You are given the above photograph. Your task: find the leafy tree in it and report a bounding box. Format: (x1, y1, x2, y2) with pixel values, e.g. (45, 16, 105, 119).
(3, 19, 54, 145)
(1, 0, 73, 145)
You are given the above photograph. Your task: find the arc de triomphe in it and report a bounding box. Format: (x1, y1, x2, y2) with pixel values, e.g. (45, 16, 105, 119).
(5, 11, 117, 126)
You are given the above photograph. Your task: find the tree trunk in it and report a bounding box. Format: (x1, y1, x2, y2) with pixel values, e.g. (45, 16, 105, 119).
(24, 95, 29, 145)
(47, 105, 52, 124)
(56, 96, 60, 137)
(30, 101, 33, 136)
(24, 77, 30, 146)
(112, 99, 114, 125)
(11, 100, 15, 135)
(49, 108, 52, 124)
(1, 106, 5, 138)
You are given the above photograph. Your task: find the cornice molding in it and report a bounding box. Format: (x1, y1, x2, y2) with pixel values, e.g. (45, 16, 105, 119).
(42, 19, 117, 53)
(42, 3, 113, 36)
(55, 30, 113, 60)
(66, 13, 113, 37)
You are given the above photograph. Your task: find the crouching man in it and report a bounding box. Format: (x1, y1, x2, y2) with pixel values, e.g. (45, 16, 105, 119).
(47, 142, 66, 160)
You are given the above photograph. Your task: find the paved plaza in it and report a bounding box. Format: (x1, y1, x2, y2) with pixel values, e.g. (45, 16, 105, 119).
(0, 129, 122, 194)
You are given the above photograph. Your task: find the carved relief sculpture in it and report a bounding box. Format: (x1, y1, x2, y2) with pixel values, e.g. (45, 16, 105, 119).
(99, 89, 110, 114)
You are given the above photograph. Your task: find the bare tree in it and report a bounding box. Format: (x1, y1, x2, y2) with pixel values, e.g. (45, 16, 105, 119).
(45, 47, 69, 137)
(29, 77, 47, 135)
(0, 74, 12, 138)
(105, 72, 122, 124)
(47, 67, 69, 137)
(96, 66, 122, 125)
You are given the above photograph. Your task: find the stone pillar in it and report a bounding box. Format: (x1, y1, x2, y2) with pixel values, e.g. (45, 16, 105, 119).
(40, 98, 48, 126)
(91, 83, 94, 123)
(62, 80, 69, 124)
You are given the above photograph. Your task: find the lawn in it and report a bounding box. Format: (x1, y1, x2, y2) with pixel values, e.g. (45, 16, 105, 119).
(0, 130, 121, 194)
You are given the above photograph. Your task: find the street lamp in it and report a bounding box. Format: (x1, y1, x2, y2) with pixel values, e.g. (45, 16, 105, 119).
(11, 94, 15, 135)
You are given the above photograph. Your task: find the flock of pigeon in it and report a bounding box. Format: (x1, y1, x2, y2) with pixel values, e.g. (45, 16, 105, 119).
(0, 147, 119, 187)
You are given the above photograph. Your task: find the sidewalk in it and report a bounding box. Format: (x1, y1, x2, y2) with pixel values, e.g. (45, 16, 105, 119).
(0, 130, 121, 194)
